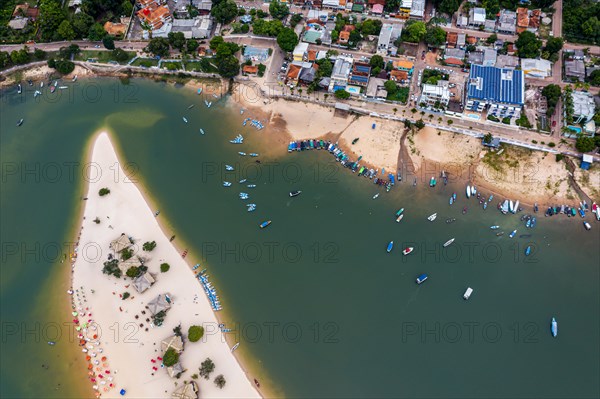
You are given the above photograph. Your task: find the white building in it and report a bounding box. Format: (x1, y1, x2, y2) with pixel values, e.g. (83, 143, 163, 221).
(377, 23, 402, 55)
(410, 0, 425, 19)
(469, 8, 486, 27)
(329, 55, 354, 93)
(419, 82, 450, 110)
(521, 58, 553, 78)
(171, 16, 213, 39)
(571, 90, 596, 124)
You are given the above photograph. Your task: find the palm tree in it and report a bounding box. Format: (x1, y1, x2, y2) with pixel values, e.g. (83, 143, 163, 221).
(141, 21, 153, 40)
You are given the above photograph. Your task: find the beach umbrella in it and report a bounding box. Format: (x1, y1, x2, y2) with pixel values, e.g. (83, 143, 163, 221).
(88, 364, 93, 370)
(119, 388, 126, 395)
(72, 312, 78, 316)
(101, 356, 107, 361)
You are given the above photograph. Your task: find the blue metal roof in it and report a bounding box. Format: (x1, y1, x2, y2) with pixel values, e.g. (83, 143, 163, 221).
(467, 65, 524, 106)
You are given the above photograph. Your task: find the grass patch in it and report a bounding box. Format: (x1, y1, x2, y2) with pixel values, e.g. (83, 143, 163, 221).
(162, 61, 183, 71)
(183, 58, 218, 73)
(386, 87, 409, 103)
(76, 50, 136, 64)
(131, 58, 159, 67)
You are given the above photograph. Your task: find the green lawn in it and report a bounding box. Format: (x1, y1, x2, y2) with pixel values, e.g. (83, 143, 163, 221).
(162, 61, 184, 71)
(131, 58, 159, 67)
(75, 50, 137, 64)
(386, 87, 409, 103)
(184, 58, 219, 73)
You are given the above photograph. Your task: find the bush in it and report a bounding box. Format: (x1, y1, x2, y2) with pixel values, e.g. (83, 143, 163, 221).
(102, 259, 122, 278)
(121, 248, 133, 261)
(103, 36, 115, 50)
(122, 292, 130, 300)
(334, 89, 350, 99)
(532, 140, 538, 144)
(555, 154, 565, 162)
(160, 263, 170, 272)
(214, 374, 226, 389)
(199, 358, 215, 379)
(414, 119, 425, 130)
(576, 136, 595, 152)
(99, 188, 111, 196)
(188, 325, 204, 342)
(126, 266, 140, 278)
(142, 241, 157, 251)
(163, 348, 179, 367)
(548, 142, 556, 147)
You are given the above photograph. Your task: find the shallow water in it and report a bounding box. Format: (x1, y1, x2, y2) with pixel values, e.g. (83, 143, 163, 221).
(1, 78, 599, 398)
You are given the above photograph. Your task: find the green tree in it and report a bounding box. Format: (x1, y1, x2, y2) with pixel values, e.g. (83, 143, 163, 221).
(217, 55, 240, 78)
(209, 36, 224, 50)
(359, 19, 382, 36)
(437, 0, 460, 15)
(39, 0, 67, 41)
(168, 31, 186, 51)
(163, 348, 179, 367)
(269, 0, 289, 20)
(334, 89, 350, 99)
(581, 17, 600, 43)
(142, 241, 156, 251)
(0, 52, 11, 69)
(72, 12, 94, 38)
(290, 14, 302, 28)
(545, 37, 563, 55)
(483, 132, 493, 144)
(122, 0, 133, 16)
(277, 28, 298, 52)
(58, 20, 76, 40)
(146, 37, 170, 57)
(589, 69, 600, 86)
(425, 26, 446, 46)
(187, 39, 199, 53)
(102, 259, 122, 278)
(369, 55, 384, 70)
(34, 49, 47, 60)
(541, 84, 561, 116)
(160, 263, 170, 272)
(384, 80, 397, 94)
(316, 58, 333, 77)
(88, 23, 106, 41)
(576, 136, 596, 152)
(112, 48, 129, 62)
(10, 48, 30, 65)
(188, 325, 204, 342)
(126, 266, 140, 278)
(99, 188, 111, 196)
(214, 375, 226, 389)
(199, 358, 215, 379)
(515, 31, 542, 59)
(402, 21, 426, 43)
(211, 0, 238, 24)
(331, 30, 339, 43)
(486, 33, 498, 44)
(414, 119, 426, 130)
(348, 30, 362, 46)
(103, 35, 115, 50)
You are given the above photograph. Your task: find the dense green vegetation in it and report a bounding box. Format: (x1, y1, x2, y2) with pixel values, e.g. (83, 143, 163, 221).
(515, 31, 542, 59)
(384, 80, 409, 103)
(277, 28, 298, 52)
(402, 21, 426, 43)
(188, 325, 204, 342)
(210, 36, 240, 78)
(541, 84, 561, 117)
(563, 0, 600, 44)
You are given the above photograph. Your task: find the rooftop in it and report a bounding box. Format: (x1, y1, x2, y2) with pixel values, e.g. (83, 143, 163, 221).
(467, 65, 524, 105)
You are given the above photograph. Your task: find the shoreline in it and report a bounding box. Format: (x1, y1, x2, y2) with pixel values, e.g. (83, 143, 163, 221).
(69, 131, 262, 398)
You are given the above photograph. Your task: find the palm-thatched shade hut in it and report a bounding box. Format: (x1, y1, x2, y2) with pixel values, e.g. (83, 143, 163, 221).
(132, 272, 155, 293)
(167, 362, 185, 378)
(171, 381, 199, 399)
(161, 335, 184, 353)
(147, 293, 172, 316)
(110, 234, 131, 253)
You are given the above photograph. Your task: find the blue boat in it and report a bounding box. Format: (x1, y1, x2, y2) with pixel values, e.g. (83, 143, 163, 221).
(579, 208, 585, 218)
(449, 196, 454, 205)
(551, 317, 558, 337)
(372, 123, 376, 129)
(395, 208, 404, 216)
(259, 220, 271, 229)
(386, 241, 394, 253)
(416, 274, 428, 284)
(525, 246, 531, 256)
(429, 177, 436, 187)
(526, 219, 531, 228)
(488, 194, 493, 202)
(483, 202, 488, 210)
(509, 229, 517, 238)
(531, 217, 537, 228)
(452, 192, 457, 201)
(389, 174, 395, 185)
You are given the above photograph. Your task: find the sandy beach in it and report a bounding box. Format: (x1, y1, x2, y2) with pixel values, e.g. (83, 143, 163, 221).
(70, 132, 260, 398)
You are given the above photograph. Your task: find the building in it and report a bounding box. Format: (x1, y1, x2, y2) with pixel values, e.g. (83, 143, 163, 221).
(8, 18, 27, 30)
(117, 257, 140, 276)
(565, 59, 586, 82)
(457, 33, 466, 48)
(469, 8, 486, 27)
(444, 48, 466, 65)
(496, 54, 519, 69)
(242, 65, 259, 75)
(171, 381, 199, 399)
(457, 15, 468, 28)
(447, 32, 458, 48)
(392, 59, 414, 74)
(299, 63, 319, 85)
(137, 4, 172, 37)
(133, 272, 155, 293)
(329, 55, 354, 92)
(390, 69, 409, 82)
(570, 49, 585, 60)
(483, 49, 497, 67)
(419, 83, 450, 109)
(467, 51, 483, 65)
(192, 0, 212, 13)
(171, 16, 213, 39)
(148, 293, 172, 316)
(377, 23, 402, 55)
(410, 0, 425, 19)
(581, 154, 594, 170)
(520, 58, 552, 78)
(571, 90, 596, 124)
(110, 234, 131, 253)
(484, 20, 496, 32)
(466, 65, 525, 118)
(243, 46, 270, 62)
(399, 0, 412, 18)
(303, 29, 322, 44)
(349, 62, 371, 87)
(366, 77, 388, 99)
(104, 21, 127, 36)
(498, 10, 517, 35)
(292, 42, 309, 61)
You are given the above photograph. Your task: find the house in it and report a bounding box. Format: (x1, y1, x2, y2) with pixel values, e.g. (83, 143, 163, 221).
(286, 63, 303, 82)
(110, 234, 131, 253)
(192, 0, 212, 13)
(571, 49, 585, 60)
(457, 33, 466, 48)
(498, 10, 517, 35)
(104, 21, 128, 36)
(365, 77, 388, 99)
(419, 83, 450, 109)
(377, 23, 402, 55)
(466, 65, 525, 118)
(467, 51, 484, 65)
(303, 29, 322, 44)
(148, 293, 172, 316)
(8, 18, 27, 30)
(390, 69, 409, 82)
(338, 30, 350, 44)
(171, 16, 213, 39)
(171, 381, 199, 399)
(483, 48, 497, 67)
(167, 362, 184, 378)
(299, 63, 319, 84)
(528, 9, 541, 31)
(516, 7, 541, 33)
(496, 54, 519, 69)
(469, 8, 486, 27)
(466, 36, 478, 46)
(457, 15, 468, 28)
(520, 58, 552, 78)
(506, 43, 516, 55)
(161, 335, 184, 353)
(482, 137, 501, 148)
(12, 3, 39, 20)
(565, 59, 586, 82)
(484, 20, 496, 32)
(571, 90, 596, 124)
(371, 3, 384, 15)
(329, 56, 353, 92)
(240, 15, 252, 23)
(399, 0, 412, 18)
(307, 50, 317, 62)
(292, 42, 309, 61)
(410, 0, 425, 19)
(137, 5, 172, 37)
(349, 62, 371, 87)
(445, 48, 466, 65)
(447, 32, 458, 48)
(242, 65, 259, 75)
(243, 46, 270, 62)
(392, 59, 414, 74)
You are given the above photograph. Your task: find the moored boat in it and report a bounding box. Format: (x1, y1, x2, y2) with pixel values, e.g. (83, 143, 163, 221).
(509, 229, 517, 238)
(525, 246, 531, 256)
(17, 118, 24, 126)
(182, 117, 188, 123)
(446, 218, 456, 224)
(429, 176, 437, 187)
(289, 190, 302, 197)
(551, 318, 558, 337)
(490, 225, 500, 229)
(463, 287, 473, 300)
(223, 181, 232, 187)
(427, 213, 437, 222)
(583, 221, 591, 230)
(373, 193, 379, 199)
(443, 238, 455, 247)
(396, 214, 404, 222)
(386, 241, 394, 253)
(259, 220, 271, 229)
(416, 274, 428, 284)
(200, 128, 205, 135)
(403, 247, 414, 255)
(396, 208, 404, 216)
(466, 185, 471, 198)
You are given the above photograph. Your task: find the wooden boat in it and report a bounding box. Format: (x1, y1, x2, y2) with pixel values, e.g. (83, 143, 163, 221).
(443, 238, 455, 247)
(386, 241, 394, 253)
(403, 247, 414, 256)
(352, 138, 359, 144)
(496, 231, 504, 236)
(259, 220, 271, 229)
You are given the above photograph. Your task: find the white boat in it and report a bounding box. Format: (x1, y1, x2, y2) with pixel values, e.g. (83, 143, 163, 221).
(443, 238, 455, 247)
(513, 200, 520, 214)
(225, 165, 234, 171)
(200, 128, 205, 135)
(40, 81, 44, 88)
(33, 90, 41, 98)
(472, 186, 477, 195)
(403, 247, 414, 256)
(373, 193, 379, 199)
(182, 117, 188, 123)
(509, 200, 514, 213)
(463, 287, 473, 300)
(231, 342, 240, 352)
(396, 214, 404, 223)
(223, 181, 232, 187)
(238, 152, 246, 156)
(427, 213, 437, 222)
(466, 185, 471, 198)
(58, 86, 68, 89)
(17, 84, 22, 94)
(551, 318, 558, 337)
(584, 221, 591, 230)
(72, 75, 78, 82)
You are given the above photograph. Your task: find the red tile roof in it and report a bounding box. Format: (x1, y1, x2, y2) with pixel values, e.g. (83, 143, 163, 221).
(243, 65, 258, 74)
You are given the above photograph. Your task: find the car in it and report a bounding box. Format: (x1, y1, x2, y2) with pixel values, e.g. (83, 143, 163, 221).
(552, 121, 557, 127)
(450, 93, 456, 97)
(449, 83, 456, 88)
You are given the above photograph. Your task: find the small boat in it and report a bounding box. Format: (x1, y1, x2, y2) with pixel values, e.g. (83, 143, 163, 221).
(254, 379, 260, 388)
(462, 206, 467, 215)
(289, 191, 302, 197)
(513, 200, 520, 214)
(238, 152, 246, 156)
(72, 75, 78, 82)
(40, 81, 44, 88)
(200, 128, 205, 135)
(413, 178, 417, 186)
(17, 118, 24, 126)
(496, 231, 505, 236)
(463, 287, 473, 300)
(352, 138, 359, 144)
(509, 229, 517, 238)
(525, 246, 531, 256)
(247, 184, 256, 188)
(490, 225, 500, 229)
(429, 177, 437, 187)
(534, 203, 538, 212)
(443, 238, 455, 247)
(223, 181, 232, 187)
(58, 86, 68, 90)
(188, 104, 195, 109)
(239, 179, 247, 183)
(453, 192, 457, 201)
(583, 221, 591, 230)
(182, 117, 188, 123)
(154, 210, 160, 216)
(416, 274, 428, 284)
(259, 220, 271, 229)
(551, 318, 558, 337)
(466, 185, 471, 198)
(472, 186, 477, 195)
(488, 194, 493, 202)
(446, 218, 456, 224)
(449, 196, 454, 205)
(483, 202, 488, 210)
(249, 153, 259, 157)
(47, 341, 55, 346)
(50, 86, 56, 93)
(33, 90, 41, 98)
(231, 342, 240, 352)
(373, 193, 379, 199)
(403, 247, 414, 256)
(17, 84, 22, 94)
(579, 208, 585, 218)
(396, 214, 404, 223)
(225, 165, 234, 171)
(509, 200, 514, 213)
(427, 213, 437, 222)
(396, 208, 404, 216)
(386, 241, 394, 253)
(197, 88, 203, 94)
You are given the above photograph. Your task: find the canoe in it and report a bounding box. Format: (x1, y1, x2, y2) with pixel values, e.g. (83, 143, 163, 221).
(443, 238, 455, 247)
(551, 318, 558, 337)
(289, 191, 302, 197)
(386, 241, 394, 253)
